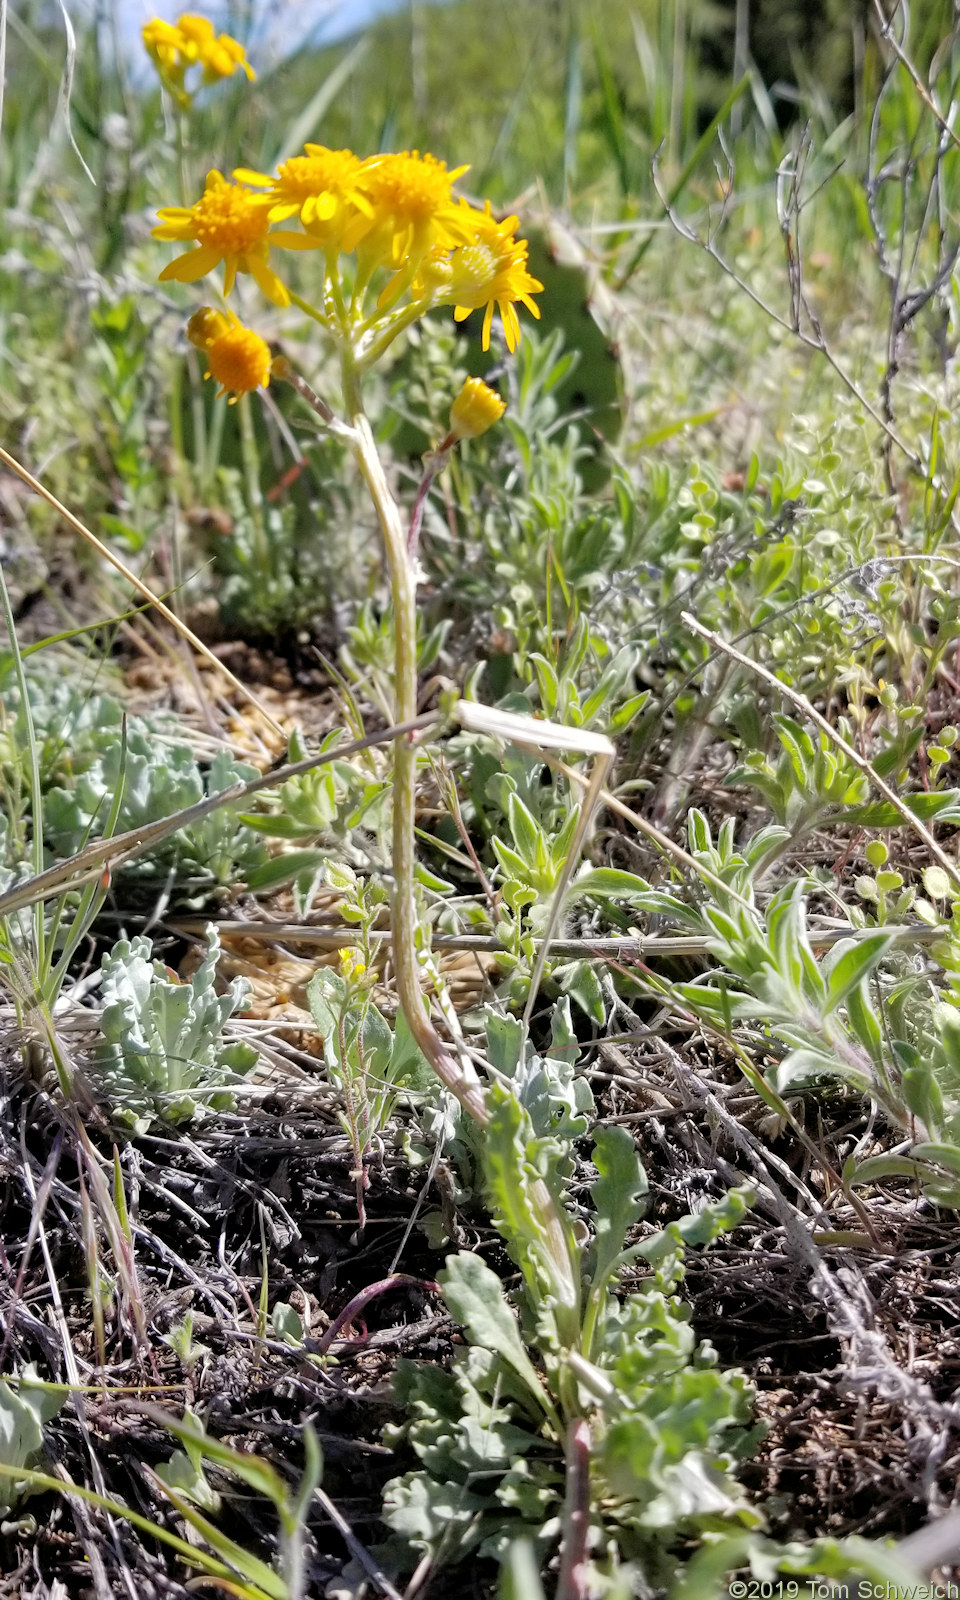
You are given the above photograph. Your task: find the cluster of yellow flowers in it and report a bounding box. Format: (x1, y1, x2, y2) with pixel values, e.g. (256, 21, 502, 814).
(143, 13, 254, 106)
(338, 947, 368, 982)
(153, 147, 543, 356)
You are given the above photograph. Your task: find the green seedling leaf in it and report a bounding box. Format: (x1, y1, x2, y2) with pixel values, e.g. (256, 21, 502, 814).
(847, 1153, 927, 1185)
(587, 1126, 648, 1286)
(246, 849, 329, 892)
(155, 1444, 222, 1515)
(93, 926, 256, 1130)
(910, 1141, 960, 1177)
(557, 958, 605, 1023)
(629, 1187, 755, 1270)
(485, 1010, 525, 1075)
(506, 792, 544, 871)
(271, 1302, 305, 1346)
(483, 1084, 581, 1329)
(564, 866, 653, 905)
(845, 791, 960, 828)
(147, 1471, 288, 1599)
(142, 1405, 292, 1510)
(901, 1066, 946, 1138)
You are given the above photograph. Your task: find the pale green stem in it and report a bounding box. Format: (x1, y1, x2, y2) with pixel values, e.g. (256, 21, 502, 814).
(342, 355, 489, 1127)
(287, 287, 331, 332)
(174, 103, 190, 208)
(357, 298, 433, 371)
(237, 392, 269, 576)
(326, 253, 349, 327)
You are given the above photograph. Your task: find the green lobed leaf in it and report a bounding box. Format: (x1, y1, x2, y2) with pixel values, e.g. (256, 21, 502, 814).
(437, 1252, 555, 1420)
(583, 1125, 649, 1353)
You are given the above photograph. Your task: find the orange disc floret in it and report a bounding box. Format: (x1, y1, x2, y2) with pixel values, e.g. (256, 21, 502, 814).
(359, 150, 466, 230)
(153, 170, 289, 304)
(444, 204, 543, 352)
(187, 308, 271, 402)
(185, 306, 233, 350)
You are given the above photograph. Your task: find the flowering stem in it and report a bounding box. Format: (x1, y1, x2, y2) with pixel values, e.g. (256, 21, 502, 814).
(237, 392, 268, 574)
(270, 357, 352, 439)
(342, 357, 489, 1128)
(556, 1419, 593, 1600)
(408, 443, 451, 561)
(356, 298, 432, 371)
(286, 288, 331, 332)
(174, 106, 189, 208)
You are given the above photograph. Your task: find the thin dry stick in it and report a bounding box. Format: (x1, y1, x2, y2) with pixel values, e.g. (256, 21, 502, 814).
(0, 712, 438, 922)
(0, 443, 285, 738)
(681, 610, 960, 892)
(312, 1484, 402, 1600)
(651, 161, 922, 473)
(171, 918, 945, 958)
(550, 757, 758, 915)
(871, 0, 960, 153)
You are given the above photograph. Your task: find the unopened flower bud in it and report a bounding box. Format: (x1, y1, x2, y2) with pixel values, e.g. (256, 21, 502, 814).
(186, 306, 233, 351)
(449, 377, 506, 441)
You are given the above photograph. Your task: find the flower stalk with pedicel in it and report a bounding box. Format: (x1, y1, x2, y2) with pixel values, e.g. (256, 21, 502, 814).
(152, 118, 544, 1125)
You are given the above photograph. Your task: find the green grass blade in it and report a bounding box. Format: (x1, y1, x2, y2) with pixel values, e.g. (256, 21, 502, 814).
(617, 70, 752, 286)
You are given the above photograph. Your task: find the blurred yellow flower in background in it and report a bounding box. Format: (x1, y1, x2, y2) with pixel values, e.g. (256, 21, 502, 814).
(178, 13, 255, 81)
(142, 13, 254, 104)
(142, 18, 187, 81)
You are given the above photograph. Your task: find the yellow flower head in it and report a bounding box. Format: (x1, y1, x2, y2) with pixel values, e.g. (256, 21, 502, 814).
(153, 170, 290, 304)
(186, 307, 271, 402)
(449, 377, 506, 441)
(443, 204, 543, 352)
(355, 151, 474, 300)
(235, 144, 372, 254)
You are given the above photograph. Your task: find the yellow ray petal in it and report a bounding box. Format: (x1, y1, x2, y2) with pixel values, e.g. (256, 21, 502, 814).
(158, 243, 221, 282)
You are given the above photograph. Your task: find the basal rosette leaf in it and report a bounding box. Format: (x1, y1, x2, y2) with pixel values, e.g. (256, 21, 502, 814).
(0, 1367, 64, 1518)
